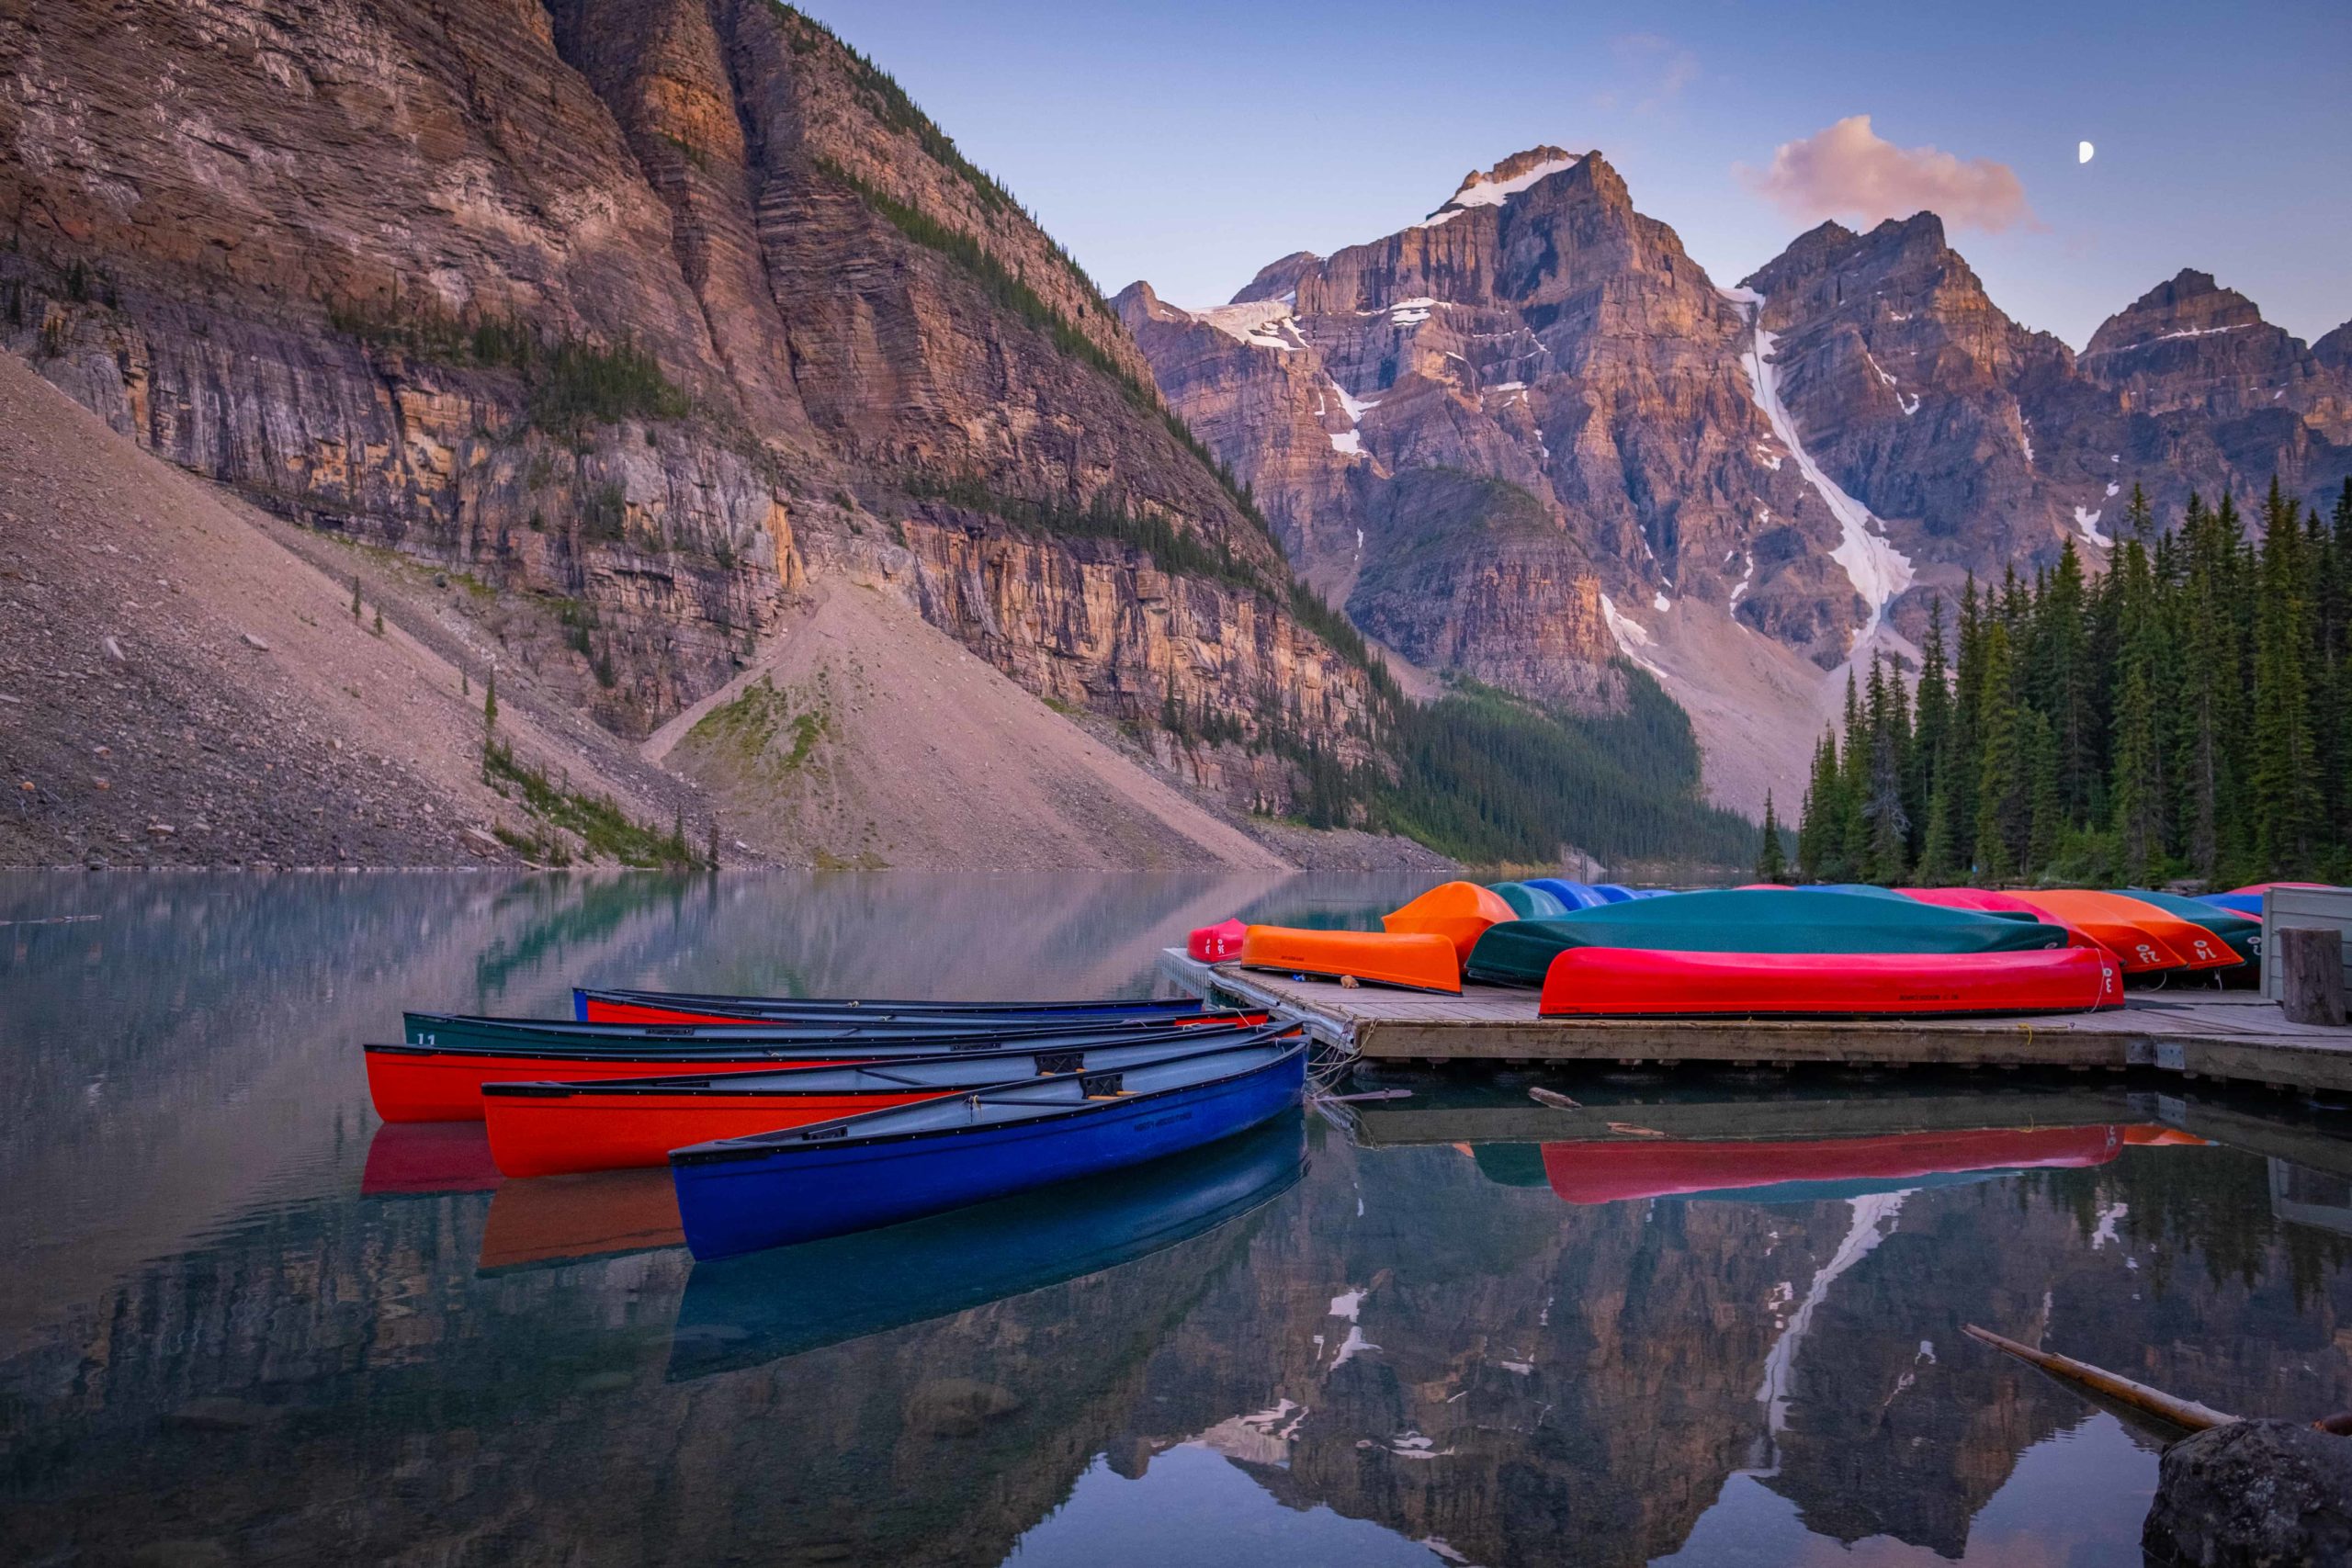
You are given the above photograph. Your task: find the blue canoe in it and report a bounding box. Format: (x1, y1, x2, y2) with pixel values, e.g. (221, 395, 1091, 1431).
(669, 1035, 1310, 1260)
(2198, 894, 2264, 918)
(1589, 884, 1636, 903)
(667, 1112, 1306, 1377)
(574, 987, 1209, 1025)
(1526, 878, 1609, 910)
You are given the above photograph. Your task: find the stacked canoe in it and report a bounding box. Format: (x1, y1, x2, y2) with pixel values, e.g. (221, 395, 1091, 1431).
(361, 989, 1308, 1261)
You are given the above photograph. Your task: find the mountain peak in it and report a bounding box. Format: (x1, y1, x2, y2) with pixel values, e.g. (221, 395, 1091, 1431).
(1426, 146, 1587, 221)
(2086, 268, 2267, 359)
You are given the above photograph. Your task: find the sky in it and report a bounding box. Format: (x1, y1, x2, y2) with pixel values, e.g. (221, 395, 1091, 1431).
(798, 0, 2350, 350)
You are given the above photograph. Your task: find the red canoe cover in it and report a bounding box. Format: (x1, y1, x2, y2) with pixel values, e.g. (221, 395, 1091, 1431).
(1538, 945, 2118, 1019)
(1542, 1124, 2129, 1204)
(1189, 919, 1250, 962)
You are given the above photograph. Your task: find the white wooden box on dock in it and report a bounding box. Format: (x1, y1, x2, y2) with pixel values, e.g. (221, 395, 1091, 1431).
(2262, 886, 2352, 1004)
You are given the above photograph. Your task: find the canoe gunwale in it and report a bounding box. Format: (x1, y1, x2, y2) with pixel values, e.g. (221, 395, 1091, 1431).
(670, 1040, 1309, 1168)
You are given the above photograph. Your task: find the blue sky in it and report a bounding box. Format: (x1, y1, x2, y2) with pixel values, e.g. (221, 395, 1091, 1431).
(798, 0, 2350, 349)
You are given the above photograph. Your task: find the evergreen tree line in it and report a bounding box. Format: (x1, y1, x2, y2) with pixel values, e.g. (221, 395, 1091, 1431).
(1781, 479, 2352, 889)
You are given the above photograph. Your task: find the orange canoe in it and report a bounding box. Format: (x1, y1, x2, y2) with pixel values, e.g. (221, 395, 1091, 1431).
(2018, 890, 2242, 974)
(1898, 887, 2102, 949)
(1382, 882, 1518, 962)
(1238, 926, 1462, 994)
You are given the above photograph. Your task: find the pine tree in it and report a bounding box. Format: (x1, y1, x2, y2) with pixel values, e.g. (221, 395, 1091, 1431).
(1973, 618, 2024, 881)
(2024, 709, 2063, 878)
(1912, 600, 1951, 847)
(2250, 479, 2322, 874)
(351, 574, 363, 620)
(1916, 784, 1959, 885)
(484, 670, 498, 731)
(1795, 730, 1843, 883)
(1948, 576, 1984, 871)
(2109, 532, 2168, 882)
(1754, 790, 1789, 883)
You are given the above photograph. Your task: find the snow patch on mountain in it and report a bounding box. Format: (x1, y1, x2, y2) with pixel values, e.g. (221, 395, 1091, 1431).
(1723, 289, 1915, 641)
(1441, 152, 1581, 212)
(2073, 505, 2113, 547)
(1194, 299, 1306, 352)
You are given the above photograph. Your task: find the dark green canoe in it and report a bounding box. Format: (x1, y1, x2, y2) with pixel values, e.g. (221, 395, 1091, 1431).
(2119, 889, 2263, 971)
(1464, 888, 2070, 987)
(1487, 881, 1568, 919)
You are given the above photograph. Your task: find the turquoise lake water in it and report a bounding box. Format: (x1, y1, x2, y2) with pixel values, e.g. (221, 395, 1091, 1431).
(4, 870, 2350, 1566)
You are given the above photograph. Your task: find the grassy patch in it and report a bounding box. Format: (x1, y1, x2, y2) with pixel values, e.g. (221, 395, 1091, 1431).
(686, 675, 830, 774)
(483, 739, 704, 868)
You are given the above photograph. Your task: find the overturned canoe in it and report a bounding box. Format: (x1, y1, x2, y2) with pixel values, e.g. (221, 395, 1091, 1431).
(1488, 882, 1569, 919)
(1538, 945, 2119, 1019)
(483, 1022, 1298, 1178)
(403, 1009, 1245, 1057)
(1239, 926, 1462, 994)
(1187, 919, 1249, 962)
(2119, 889, 2263, 973)
(367, 1017, 1269, 1123)
(1525, 878, 1609, 910)
(1382, 882, 1518, 962)
(1898, 887, 2107, 950)
(669, 1035, 1309, 1260)
(2013, 890, 2241, 974)
(573, 989, 1213, 1026)
(1464, 888, 2067, 988)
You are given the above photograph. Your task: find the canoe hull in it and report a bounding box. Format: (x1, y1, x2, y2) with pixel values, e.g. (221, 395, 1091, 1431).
(574, 990, 1204, 1025)
(1380, 882, 1517, 962)
(367, 1046, 844, 1123)
(1238, 926, 1461, 994)
(1537, 945, 2120, 1019)
(670, 1046, 1307, 1260)
(485, 1087, 952, 1176)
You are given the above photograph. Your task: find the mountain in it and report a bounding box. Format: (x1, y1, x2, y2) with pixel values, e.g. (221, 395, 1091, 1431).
(0, 0, 1444, 867)
(1125, 151, 2352, 811)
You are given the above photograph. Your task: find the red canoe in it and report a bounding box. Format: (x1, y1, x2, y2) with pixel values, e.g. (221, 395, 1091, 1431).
(1537, 945, 2119, 1019)
(1541, 1124, 2132, 1204)
(1188, 919, 1249, 962)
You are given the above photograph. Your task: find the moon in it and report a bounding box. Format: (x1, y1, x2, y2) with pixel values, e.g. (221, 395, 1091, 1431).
(2078, 141, 2095, 164)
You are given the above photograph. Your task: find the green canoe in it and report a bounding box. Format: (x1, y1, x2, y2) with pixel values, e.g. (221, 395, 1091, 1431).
(1464, 888, 2071, 987)
(1487, 881, 1568, 919)
(2119, 889, 2262, 971)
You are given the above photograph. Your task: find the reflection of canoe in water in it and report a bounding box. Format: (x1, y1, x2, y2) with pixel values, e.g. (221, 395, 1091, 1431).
(1537, 946, 2119, 1019)
(477, 1168, 684, 1272)
(574, 989, 1219, 1026)
(667, 1113, 1306, 1379)
(1538, 1124, 2187, 1205)
(360, 1122, 503, 1195)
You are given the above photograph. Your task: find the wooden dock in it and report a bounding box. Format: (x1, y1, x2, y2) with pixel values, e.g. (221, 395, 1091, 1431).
(1156, 949, 2352, 1097)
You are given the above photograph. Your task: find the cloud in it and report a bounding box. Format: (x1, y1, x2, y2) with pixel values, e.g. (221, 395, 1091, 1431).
(1739, 115, 2037, 233)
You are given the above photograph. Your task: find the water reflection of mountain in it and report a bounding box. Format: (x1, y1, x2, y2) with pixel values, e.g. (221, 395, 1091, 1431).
(8, 1087, 2349, 1566)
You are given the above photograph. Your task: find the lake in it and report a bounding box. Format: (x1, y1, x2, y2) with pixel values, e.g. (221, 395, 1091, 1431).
(4, 870, 2350, 1567)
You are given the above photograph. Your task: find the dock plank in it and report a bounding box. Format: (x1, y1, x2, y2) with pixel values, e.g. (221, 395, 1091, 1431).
(1156, 949, 2352, 1097)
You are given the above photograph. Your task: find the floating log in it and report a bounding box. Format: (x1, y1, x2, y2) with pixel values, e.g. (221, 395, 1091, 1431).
(1962, 1324, 2239, 1430)
(1528, 1087, 1582, 1110)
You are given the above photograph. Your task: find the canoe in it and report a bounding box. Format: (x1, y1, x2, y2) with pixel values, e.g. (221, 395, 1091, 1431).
(1898, 887, 2107, 949)
(2013, 890, 2242, 974)
(367, 1018, 1270, 1123)
(1488, 882, 1568, 919)
(572, 989, 1211, 1026)
(1525, 878, 1608, 909)
(1589, 885, 1636, 903)
(402, 1009, 1249, 1056)
(1537, 946, 2119, 1020)
(1464, 888, 2067, 988)
(482, 1022, 1300, 1177)
(1238, 926, 1462, 994)
(1382, 882, 1517, 961)
(1187, 919, 1248, 962)
(2199, 893, 2264, 917)
(2119, 889, 2263, 972)
(1540, 1124, 2132, 1205)
(667, 1113, 1306, 1379)
(669, 1035, 1309, 1260)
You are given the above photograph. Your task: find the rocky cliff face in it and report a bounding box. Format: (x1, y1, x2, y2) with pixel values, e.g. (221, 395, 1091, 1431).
(1126, 151, 2352, 805)
(1124, 150, 1882, 705)
(0, 0, 1376, 818)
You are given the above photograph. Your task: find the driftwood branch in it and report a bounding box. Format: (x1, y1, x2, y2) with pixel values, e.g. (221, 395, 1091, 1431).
(1962, 1324, 2238, 1430)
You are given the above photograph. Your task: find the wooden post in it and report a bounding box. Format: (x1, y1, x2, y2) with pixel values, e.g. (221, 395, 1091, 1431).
(2278, 926, 2348, 1027)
